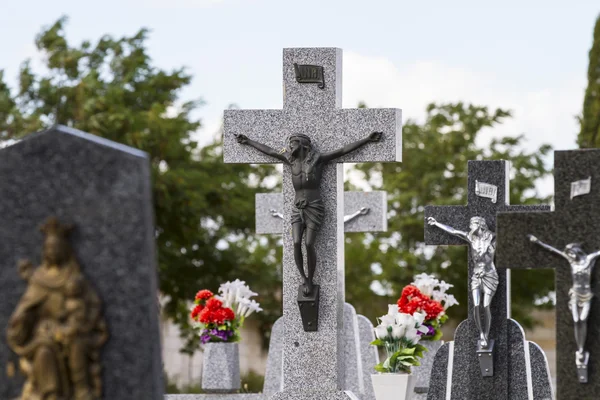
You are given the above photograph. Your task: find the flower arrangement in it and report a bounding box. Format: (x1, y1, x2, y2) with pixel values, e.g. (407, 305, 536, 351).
(371, 305, 429, 373)
(397, 273, 458, 341)
(190, 279, 262, 344)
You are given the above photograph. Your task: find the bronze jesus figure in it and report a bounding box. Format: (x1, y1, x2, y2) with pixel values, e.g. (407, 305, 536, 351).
(236, 131, 382, 296)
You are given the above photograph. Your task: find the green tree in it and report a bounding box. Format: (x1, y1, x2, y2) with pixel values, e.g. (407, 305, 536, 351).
(345, 103, 554, 328)
(0, 17, 282, 353)
(578, 14, 600, 148)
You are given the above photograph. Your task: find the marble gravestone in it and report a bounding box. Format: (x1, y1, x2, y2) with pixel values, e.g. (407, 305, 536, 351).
(424, 160, 553, 400)
(257, 191, 386, 400)
(496, 149, 600, 400)
(0, 126, 164, 400)
(223, 48, 401, 400)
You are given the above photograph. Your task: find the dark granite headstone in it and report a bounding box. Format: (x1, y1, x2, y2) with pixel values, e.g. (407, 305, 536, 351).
(424, 160, 553, 399)
(0, 126, 163, 400)
(497, 149, 600, 400)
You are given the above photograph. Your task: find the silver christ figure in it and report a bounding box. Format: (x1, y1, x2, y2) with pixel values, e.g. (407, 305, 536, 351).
(427, 216, 498, 348)
(528, 234, 600, 380)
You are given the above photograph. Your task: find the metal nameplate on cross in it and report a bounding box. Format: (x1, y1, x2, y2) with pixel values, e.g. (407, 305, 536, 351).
(497, 149, 600, 399)
(424, 160, 552, 400)
(223, 48, 401, 399)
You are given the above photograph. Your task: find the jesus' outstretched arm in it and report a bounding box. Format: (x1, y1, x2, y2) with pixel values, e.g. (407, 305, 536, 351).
(427, 217, 469, 242)
(235, 134, 289, 163)
(527, 235, 570, 262)
(320, 132, 382, 163)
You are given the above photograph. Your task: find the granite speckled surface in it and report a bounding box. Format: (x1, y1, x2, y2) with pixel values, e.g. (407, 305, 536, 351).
(528, 341, 554, 400)
(426, 340, 451, 399)
(223, 49, 401, 165)
(263, 317, 285, 396)
(224, 48, 401, 400)
(424, 160, 551, 400)
(496, 149, 600, 400)
(413, 340, 443, 394)
(202, 343, 241, 392)
(0, 126, 163, 400)
(342, 303, 363, 396)
(256, 191, 387, 235)
(357, 315, 378, 400)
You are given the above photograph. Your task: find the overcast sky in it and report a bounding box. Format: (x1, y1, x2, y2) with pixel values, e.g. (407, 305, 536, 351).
(2, 1, 598, 194)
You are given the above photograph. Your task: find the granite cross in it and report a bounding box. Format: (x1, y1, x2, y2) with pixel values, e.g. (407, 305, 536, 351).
(257, 190, 386, 400)
(424, 160, 552, 400)
(496, 149, 600, 399)
(223, 48, 401, 400)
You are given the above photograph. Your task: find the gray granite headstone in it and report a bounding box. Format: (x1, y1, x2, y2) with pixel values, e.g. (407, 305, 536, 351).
(496, 149, 600, 400)
(263, 317, 285, 397)
(256, 191, 387, 235)
(413, 340, 443, 398)
(424, 160, 552, 400)
(224, 48, 401, 400)
(356, 315, 379, 400)
(0, 126, 163, 400)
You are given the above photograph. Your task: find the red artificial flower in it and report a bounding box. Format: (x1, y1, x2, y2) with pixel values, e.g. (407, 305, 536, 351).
(195, 289, 214, 302)
(397, 284, 444, 321)
(423, 300, 444, 320)
(221, 307, 235, 321)
(190, 304, 204, 319)
(198, 308, 214, 324)
(206, 297, 223, 311)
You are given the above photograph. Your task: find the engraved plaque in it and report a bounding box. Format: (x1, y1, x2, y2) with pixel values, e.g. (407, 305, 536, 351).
(475, 180, 498, 203)
(571, 176, 591, 200)
(293, 63, 325, 89)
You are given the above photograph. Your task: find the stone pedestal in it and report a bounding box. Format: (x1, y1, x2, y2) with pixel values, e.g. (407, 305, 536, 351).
(202, 343, 241, 393)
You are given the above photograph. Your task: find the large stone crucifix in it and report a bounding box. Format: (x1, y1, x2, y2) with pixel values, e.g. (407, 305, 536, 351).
(223, 48, 401, 399)
(424, 160, 553, 400)
(496, 149, 600, 399)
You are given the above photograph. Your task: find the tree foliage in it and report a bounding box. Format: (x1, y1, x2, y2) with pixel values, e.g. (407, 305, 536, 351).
(0, 18, 557, 355)
(0, 17, 282, 353)
(345, 103, 554, 328)
(578, 14, 600, 148)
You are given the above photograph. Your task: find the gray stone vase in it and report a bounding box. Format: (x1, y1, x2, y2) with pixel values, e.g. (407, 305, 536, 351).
(201, 342, 241, 393)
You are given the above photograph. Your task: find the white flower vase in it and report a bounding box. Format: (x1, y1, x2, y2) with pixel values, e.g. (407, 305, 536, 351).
(371, 372, 416, 400)
(201, 342, 241, 393)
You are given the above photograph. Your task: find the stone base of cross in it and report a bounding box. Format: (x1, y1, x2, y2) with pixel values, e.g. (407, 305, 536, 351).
(223, 48, 401, 399)
(256, 191, 386, 400)
(424, 160, 553, 400)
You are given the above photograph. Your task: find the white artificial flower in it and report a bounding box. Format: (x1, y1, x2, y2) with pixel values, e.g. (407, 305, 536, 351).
(380, 313, 396, 327)
(243, 299, 263, 317)
(395, 313, 415, 328)
(413, 311, 427, 326)
(437, 280, 453, 293)
(443, 294, 459, 310)
(432, 290, 445, 303)
(391, 324, 406, 339)
(374, 325, 389, 339)
(418, 324, 430, 335)
(387, 304, 399, 316)
(404, 327, 422, 344)
(412, 273, 438, 297)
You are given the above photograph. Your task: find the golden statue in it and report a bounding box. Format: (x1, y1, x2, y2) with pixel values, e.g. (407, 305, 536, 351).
(6, 217, 108, 400)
